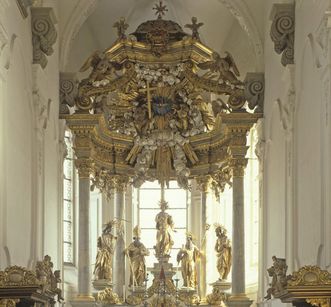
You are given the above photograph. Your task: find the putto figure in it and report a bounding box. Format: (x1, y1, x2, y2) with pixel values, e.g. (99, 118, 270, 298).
(215, 224, 232, 280)
(265, 256, 288, 300)
(125, 225, 150, 287)
(154, 200, 175, 258)
(94, 220, 117, 281)
(176, 232, 201, 288)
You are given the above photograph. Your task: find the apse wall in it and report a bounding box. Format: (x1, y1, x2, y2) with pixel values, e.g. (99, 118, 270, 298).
(0, 0, 63, 271)
(260, 0, 331, 306)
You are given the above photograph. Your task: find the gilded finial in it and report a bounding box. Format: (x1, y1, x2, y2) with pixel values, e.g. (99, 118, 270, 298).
(153, 1, 168, 19)
(185, 17, 204, 41)
(113, 17, 129, 40)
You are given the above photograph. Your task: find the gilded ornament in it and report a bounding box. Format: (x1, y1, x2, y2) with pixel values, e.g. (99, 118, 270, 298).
(206, 286, 227, 305)
(0, 299, 20, 307)
(288, 266, 331, 287)
(306, 298, 331, 307)
(97, 287, 121, 304)
(0, 266, 40, 287)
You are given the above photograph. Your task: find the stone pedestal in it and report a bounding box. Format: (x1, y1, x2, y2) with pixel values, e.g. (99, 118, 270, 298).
(70, 300, 96, 307)
(148, 255, 177, 297)
(92, 279, 113, 291)
(226, 295, 253, 307)
(206, 280, 231, 306)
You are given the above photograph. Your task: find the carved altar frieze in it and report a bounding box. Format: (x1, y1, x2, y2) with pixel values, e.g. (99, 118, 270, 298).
(60, 73, 78, 115)
(270, 3, 295, 66)
(244, 72, 264, 113)
(31, 7, 57, 69)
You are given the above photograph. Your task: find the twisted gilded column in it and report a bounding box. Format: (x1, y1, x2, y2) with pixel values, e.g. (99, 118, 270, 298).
(113, 179, 127, 299)
(75, 158, 94, 301)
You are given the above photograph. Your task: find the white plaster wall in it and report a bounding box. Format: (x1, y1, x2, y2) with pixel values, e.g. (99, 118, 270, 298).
(0, 0, 62, 271)
(259, 0, 331, 306)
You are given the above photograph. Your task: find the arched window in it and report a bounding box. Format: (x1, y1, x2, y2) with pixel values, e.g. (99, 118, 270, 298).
(133, 181, 189, 270)
(63, 130, 76, 264)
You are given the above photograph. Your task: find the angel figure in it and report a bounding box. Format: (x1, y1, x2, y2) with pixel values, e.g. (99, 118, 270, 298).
(177, 233, 201, 288)
(125, 226, 150, 287)
(215, 225, 232, 280)
(193, 95, 215, 131)
(154, 200, 175, 258)
(264, 256, 288, 300)
(50, 270, 64, 302)
(94, 220, 117, 281)
(79, 51, 122, 83)
(211, 98, 231, 117)
(185, 17, 204, 41)
(198, 51, 242, 85)
(113, 17, 129, 40)
(176, 104, 190, 131)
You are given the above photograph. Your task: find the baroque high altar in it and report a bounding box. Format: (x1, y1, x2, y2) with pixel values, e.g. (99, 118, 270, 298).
(59, 1, 264, 306)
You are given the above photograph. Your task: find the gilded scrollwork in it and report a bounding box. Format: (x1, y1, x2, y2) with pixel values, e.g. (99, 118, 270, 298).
(0, 266, 40, 287)
(97, 287, 122, 304)
(0, 299, 20, 307)
(206, 287, 227, 305)
(288, 266, 331, 287)
(306, 298, 331, 307)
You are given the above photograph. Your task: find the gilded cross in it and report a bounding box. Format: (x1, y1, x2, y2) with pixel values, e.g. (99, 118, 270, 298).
(153, 1, 168, 19)
(138, 83, 159, 119)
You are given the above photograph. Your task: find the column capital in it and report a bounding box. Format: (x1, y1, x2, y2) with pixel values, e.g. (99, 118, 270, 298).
(195, 175, 212, 194)
(75, 158, 93, 178)
(115, 176, 129, 192)
(270, 3, 295, 66)
(31, 7, 57, 69)
(229, 158, 248, 178)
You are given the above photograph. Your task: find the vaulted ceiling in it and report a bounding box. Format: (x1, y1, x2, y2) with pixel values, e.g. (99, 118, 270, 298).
(59, 0, 265, 77)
